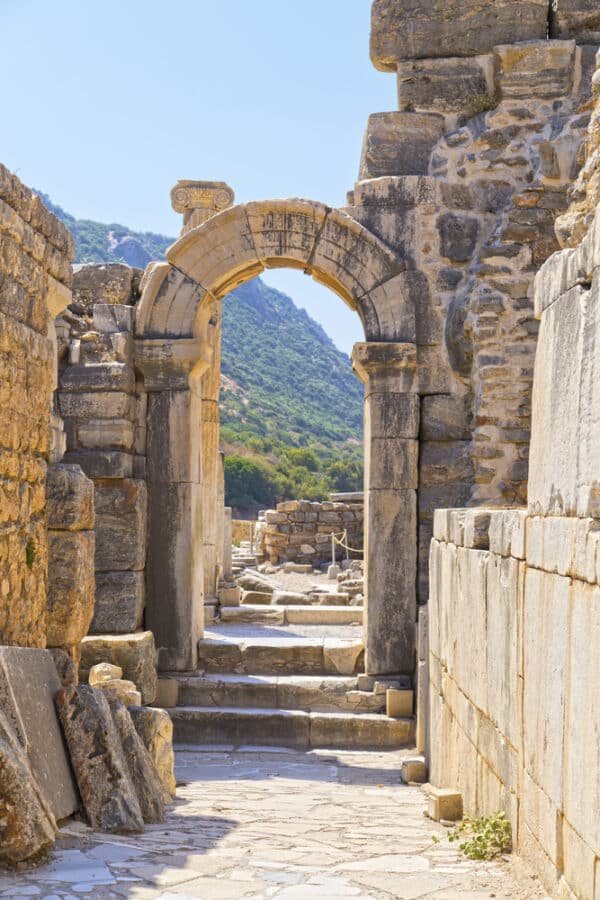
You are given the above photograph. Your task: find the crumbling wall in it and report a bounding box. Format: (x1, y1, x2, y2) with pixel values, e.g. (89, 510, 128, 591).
(427, 49, 600, 898)
(351, 1, 600, 600)
(56, 264, 148, 636)
(0, 165, 73, 647)
(262, 499, 363, 567)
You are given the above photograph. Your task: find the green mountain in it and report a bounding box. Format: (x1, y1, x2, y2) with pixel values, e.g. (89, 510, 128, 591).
(40, 194, 364, 512)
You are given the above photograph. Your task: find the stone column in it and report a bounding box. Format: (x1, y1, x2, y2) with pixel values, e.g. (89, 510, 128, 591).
(135, 338, 210, 671)
(352, 342, 419, 677)
(223, 506, 234, 582)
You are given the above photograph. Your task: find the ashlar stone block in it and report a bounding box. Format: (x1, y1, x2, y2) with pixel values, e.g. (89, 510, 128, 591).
(359, 112, 445, 179)
(94, 478, 147, 572)
(46, 463, 94, 531)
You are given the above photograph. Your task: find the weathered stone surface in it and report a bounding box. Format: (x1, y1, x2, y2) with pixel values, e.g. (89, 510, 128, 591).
(48, 648, 78, 687)
(323, 639, 364, 675)
(494, 41, 576, 99)
(0, 647, 78, 822)
(550, 0, 600, 41)
(129, 705, 176, 797)
(98, 678, 142, 706)
(107, 698, 168, 822)
(72, 263, 134, 312)
(420, 395, 472, 441)
(0, 710, 56, 864)
(47, 531, 95, 647)
(237, 571, 277, 595)
(271, 590, 312, 606)
(89, 662, 123, 684)
(80, 632, 158, 704)
(359, 112, 445, 179)
(370, 0, 548, 69)
(437, 213, 480, 262)
(91, 571, 145, 634)
(94, 478, 147, 571)
(55, 684, 144, 833)
(46, 463, 94, 531)
(397, 56, 495, 118)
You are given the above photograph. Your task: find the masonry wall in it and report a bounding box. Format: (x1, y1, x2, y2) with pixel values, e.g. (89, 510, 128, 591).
(260, 499, 364, 567)
(0, 165, 73, 647)
(351, 1, 600, 601)
(57, 264, 148, 636)
(427, 52, 600, 895)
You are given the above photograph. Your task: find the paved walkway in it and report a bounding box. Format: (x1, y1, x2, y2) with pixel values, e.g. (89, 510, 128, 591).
(0, 748, 548, 899)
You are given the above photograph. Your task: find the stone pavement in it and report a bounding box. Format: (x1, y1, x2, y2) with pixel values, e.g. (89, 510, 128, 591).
(0, 747, 548, 899)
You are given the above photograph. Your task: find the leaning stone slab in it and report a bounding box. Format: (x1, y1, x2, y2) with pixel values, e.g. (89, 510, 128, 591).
(0, 647, 79, 822)
(80, 632, 157, 704)
(0, 709, 57, 864)
(107, 698, 169, 822)
(55, 684, 144, 833)
(129, 705, 177, 798)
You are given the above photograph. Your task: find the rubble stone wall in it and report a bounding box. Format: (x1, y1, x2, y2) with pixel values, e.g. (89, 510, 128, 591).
(353, 2, 600, 601)
(262, 499, 364, 567)
(0, 166, 73, 647)
(56, 264, 148, 636)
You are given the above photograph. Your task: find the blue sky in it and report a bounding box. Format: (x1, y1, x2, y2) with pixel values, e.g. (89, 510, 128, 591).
(2, 1, 395, 352)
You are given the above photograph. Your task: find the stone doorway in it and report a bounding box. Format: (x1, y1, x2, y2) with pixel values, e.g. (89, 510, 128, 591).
(134, 182, 418, 679)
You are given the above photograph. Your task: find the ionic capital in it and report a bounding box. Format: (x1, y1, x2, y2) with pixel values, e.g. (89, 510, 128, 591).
(170, 180, 235, 234)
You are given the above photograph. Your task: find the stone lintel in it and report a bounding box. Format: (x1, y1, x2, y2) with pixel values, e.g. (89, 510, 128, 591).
(135, 337, 212, 392)
(170, 180, 235, 234)
(352, 341, 418, 394)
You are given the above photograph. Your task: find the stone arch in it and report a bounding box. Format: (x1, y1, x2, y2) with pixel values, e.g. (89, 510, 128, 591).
(135, 199, 415, 344)
(135, 194, 418, 678)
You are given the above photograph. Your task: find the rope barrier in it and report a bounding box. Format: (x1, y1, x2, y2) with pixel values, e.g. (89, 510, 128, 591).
(330, 530, 364, 557)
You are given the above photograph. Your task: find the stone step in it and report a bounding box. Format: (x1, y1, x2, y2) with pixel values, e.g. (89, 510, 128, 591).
(219, 604, 363, 627)
(172, 673, 386, 714)
(171, 706, 413, 749)
(197, 636, 364, 676)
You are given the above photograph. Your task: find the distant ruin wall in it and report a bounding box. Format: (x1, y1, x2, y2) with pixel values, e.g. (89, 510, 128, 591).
(0, 166, 73, 647)
(261, 499, 363, 567)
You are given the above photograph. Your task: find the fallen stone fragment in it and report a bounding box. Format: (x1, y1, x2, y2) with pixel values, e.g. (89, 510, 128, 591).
(271, 590, 312, 606)
(80, 631, 157, 704)
(97, 678, 142, 706)
(107, 699, 169, 822)
(129, 706, 176, 797)
(55, 684, 144, 833)
(89, 662, 124, 684)
(0, 710, 57, 865)
(237, 571, 277, 594)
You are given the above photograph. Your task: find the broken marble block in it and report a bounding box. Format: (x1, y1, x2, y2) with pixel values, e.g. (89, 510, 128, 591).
(129, 705, 177, 797)
(88, 662, 123, 685)
(0, 646, 79, 822)
(0, 709, 57, 864)
(108, 699, 169, 822)
(56, 684, 144, 833)
(98, 679, 142, 706)
(80, 631, 158, 704)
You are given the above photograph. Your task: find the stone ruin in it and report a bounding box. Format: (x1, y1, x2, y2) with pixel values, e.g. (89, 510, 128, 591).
(0, 1, 599, 894)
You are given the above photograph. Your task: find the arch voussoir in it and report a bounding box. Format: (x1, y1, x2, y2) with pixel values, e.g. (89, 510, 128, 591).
(246, 199, 330, 271)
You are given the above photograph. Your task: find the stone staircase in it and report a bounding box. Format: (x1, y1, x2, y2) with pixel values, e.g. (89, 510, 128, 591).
(163, 605, 415, 750)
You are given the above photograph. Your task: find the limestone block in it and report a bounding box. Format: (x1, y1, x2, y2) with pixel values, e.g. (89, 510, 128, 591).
(94, 478, 147, 572)
(550, 0, 600, 42)
(522, 569, 570, 806)
(80, 631, 157, 704)
(426, 787, 463, 822)
(155, 678, 179, 709)
(494, 41, 576, 99)
(420, 395, 471, 441)
(487, 509, 527, 559)
(237, 571, 276, 594)
(246, 198, 328, 270)
(323, 639, 364, 675)
(73, 263, 134, 309)
(59, 362, 134, 393)
(129, 705, 176, 797)
(563, 580, 600, 857)
(89, 662, 123, 684)
(397, 56, 494, 118)
(48, 648, 78, 687)
(0, 709, 56, 864)
(46, 463, 94, 531)
(271, 590, 312, 606)
(400, 756, 427, 784)
(0, 647, 79, 822)
(56, 684, 144, 833)
(98, 679, 142, 706)
(47, 531, 95, 647)
(359, 112, 445, 179)
(242, 590, 273, 605)
(92, 303, 134, 334)
(77, 419, 135, 452)
(419, 441, 473, 489)
(107, 698, 168, 822)
(386, 688, 414, 717)
(366, 393, 420, 439)
(146, 389, 201, 484)
(91, 571, 145, 634)
(63, 449, 133, 479)
(370, 0, 548, 69)
(368, 438, 418, 490)
(59, 390, 134, 420)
